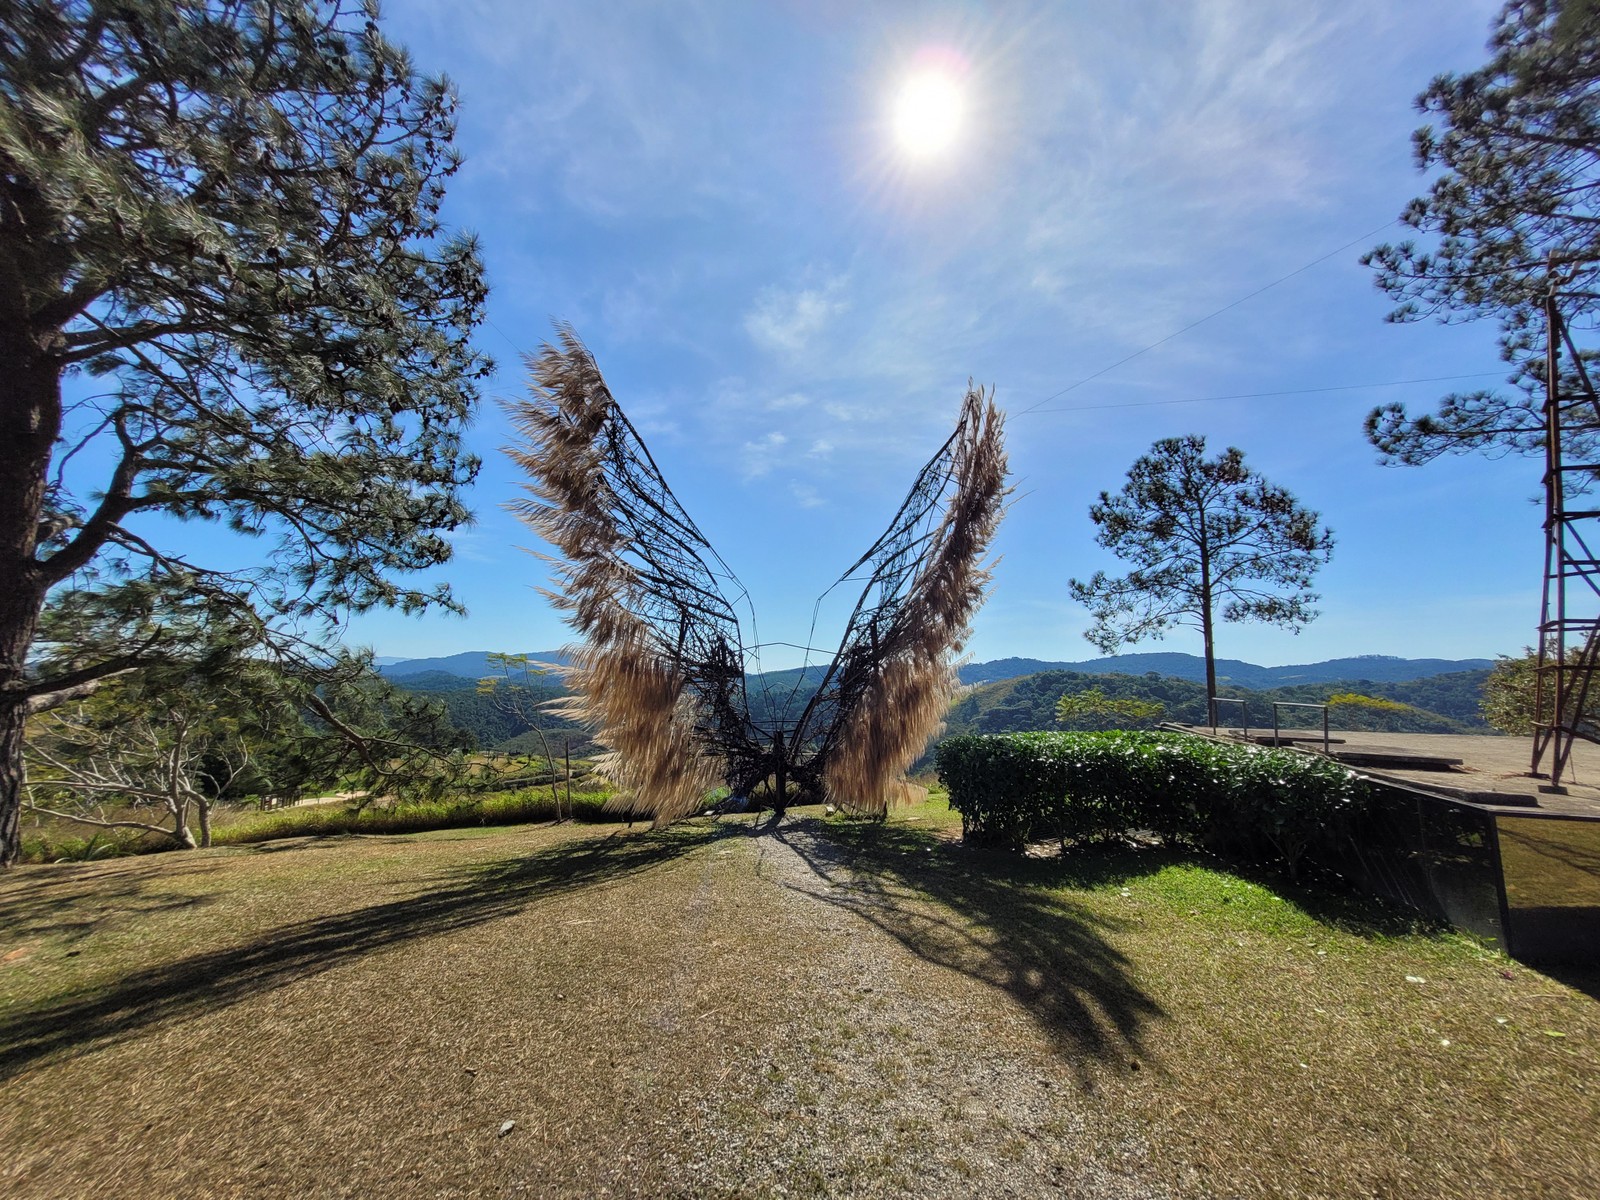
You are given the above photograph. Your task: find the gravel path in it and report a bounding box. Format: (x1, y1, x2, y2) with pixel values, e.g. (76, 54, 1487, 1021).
(645, 819, 1170, 1199)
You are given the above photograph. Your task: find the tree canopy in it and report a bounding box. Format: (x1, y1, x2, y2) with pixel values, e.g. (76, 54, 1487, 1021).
(0, 0, 491, 864)
(1068, 436, 1333, 717)
(1053, 687, 1165, 731)
(1364, 0, 1600, 464)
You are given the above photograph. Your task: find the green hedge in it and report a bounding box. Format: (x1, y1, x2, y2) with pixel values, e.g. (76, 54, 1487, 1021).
(934, 730, 1369, 877)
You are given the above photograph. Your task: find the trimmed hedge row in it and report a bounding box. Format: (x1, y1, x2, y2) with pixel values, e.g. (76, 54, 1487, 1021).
(934, 730, 1370, 877)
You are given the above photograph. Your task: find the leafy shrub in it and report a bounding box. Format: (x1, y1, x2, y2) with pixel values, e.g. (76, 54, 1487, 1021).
(934, 730, 1369, 877)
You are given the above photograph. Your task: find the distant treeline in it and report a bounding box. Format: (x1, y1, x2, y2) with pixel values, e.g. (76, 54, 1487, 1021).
(943, 669, 1492, 738)
(393, 670, 594, 753)
(395, 664, 1494, 754)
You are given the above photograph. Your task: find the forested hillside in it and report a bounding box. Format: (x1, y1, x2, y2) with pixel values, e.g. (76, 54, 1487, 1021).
(393, 659, 1494, 751)
(393, 671, 590, 751)
(943, 669, 1492, 737)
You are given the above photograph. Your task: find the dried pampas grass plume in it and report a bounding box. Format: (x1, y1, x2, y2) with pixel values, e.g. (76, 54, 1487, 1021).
(504, 326, 1008, 824)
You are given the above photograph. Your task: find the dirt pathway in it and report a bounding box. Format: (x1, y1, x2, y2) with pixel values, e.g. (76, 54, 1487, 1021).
(656, 820, 1167, 1198)
(1, 818, 1172, 1198)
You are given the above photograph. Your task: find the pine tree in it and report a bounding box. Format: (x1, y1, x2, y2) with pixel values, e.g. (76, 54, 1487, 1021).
(1364, 0, 1600, 464)
(1068, 436, 1334, 723)
(0, 1, 491, 865)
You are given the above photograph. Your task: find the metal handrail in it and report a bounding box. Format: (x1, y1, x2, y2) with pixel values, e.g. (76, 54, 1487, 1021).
(1272, 701, 1330, 755)
(1211, 695, 1249, 739)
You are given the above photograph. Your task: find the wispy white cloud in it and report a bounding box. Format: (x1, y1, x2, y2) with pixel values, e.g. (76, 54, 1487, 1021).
(789, 482, 826, 509)
(446, 530, 497, 565)
(363, 0, 1531, 667)
(738, 431, 788, 480)
(745, 276, 850, 357)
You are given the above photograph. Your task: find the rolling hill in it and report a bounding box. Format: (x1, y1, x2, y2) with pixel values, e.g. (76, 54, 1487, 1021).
(380, 649, 1494, 690)
(956, 653, 1494, 689)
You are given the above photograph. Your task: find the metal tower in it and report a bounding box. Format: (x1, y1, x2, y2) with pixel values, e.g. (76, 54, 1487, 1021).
(1531, 293, 1600, 791)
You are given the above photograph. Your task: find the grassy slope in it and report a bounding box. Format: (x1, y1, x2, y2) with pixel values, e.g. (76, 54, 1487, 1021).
(0, 806, 1595, 1198)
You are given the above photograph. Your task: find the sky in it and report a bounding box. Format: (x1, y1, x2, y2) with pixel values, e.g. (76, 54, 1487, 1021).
(334, 0, 1529, 670)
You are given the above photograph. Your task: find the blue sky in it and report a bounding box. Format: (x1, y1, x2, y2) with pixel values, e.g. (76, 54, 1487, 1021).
(338, 0, 1528, 669)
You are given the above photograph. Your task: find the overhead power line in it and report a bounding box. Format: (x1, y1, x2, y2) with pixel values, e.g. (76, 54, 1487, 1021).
(1013, 219, 1403, 418)
(1026, 370, 1509, 415)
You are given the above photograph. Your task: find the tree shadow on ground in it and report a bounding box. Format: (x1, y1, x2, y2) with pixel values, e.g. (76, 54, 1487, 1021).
(770, 819, 1166, 1083)
(1533, 962, 1600, 1002)
(0, 823, 724, 1080)
(0, 861, 219, 946)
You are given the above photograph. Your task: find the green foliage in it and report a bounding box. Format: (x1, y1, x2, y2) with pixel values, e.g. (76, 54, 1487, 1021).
(944, 669, 1482, 739)
(1482, 650, 1538, 735)
(1326, 692, 1408, 713)
(1054, 686, 1164, 730)
(1473, 646, 1600, 735)
(1322, 692, 1450, 733)
(1, 0, 490, 865)
(934, 731, 1371, 878)
(216, 787, 635, 844)
(1067, 436, 1333, 698)
(1364, 0, 1600, 466)
(404, 651, 591, 750)
(1268, 672, 1489, 727)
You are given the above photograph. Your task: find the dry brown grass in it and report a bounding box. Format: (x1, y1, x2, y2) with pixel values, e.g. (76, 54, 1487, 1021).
(0, 807, 1596, 1198)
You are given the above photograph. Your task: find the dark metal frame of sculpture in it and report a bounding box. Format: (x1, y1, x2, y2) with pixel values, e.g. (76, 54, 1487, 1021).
(506, 326, 1008, 823)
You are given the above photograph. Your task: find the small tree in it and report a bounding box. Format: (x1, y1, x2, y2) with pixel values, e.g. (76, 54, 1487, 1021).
(476, 652, 572, 815)
(0, 0, 491, 866)
(1475, 644, 1600, 735)
(25, 659, 290, 849)
(1482, 650, 1540, 734)
(1363, 0, 1600, 466)
(1054, 687, 1165, 731)
(1068, 436, 1334, 723)
(24, 645, 467, 849)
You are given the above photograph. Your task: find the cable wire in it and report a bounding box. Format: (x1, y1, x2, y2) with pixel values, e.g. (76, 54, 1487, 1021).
(1025, 369, 1509, 415)
(1012, 219, 1403, 417)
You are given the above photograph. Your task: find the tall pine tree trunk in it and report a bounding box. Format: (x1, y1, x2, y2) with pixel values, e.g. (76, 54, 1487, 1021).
(0, 349, 63, 866)
(1197, 513, 1218, 729)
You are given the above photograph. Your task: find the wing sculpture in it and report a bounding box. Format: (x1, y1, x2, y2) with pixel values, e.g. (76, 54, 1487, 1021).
(506, 327, 1008, 823)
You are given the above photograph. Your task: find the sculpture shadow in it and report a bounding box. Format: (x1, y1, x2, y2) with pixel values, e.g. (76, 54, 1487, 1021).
(0, 823, 722, 1080)
(771, 819, 1166, 1082)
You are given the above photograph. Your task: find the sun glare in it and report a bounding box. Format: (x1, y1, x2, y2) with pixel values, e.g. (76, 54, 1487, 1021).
(892, 68, 964, 159)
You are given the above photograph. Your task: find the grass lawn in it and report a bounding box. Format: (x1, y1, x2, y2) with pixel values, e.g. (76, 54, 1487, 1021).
(1, 798, 1595, 1198)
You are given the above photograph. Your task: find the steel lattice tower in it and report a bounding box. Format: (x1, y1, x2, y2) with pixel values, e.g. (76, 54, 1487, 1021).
(1531, 292, 1600, 791)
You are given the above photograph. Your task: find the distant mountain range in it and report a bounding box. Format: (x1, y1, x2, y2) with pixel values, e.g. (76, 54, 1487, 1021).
(957, 652, 1495, 689)
(378, 650, 571, 680)
(380, 649, 1494, 689)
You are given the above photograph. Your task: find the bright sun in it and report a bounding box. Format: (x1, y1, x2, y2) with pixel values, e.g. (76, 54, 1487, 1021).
(892, 69, 964, 158)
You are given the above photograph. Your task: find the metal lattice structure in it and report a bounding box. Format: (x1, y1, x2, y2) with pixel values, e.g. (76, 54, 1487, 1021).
(1531, 293, 1600, 790)
(506, 326, 1008, 823)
